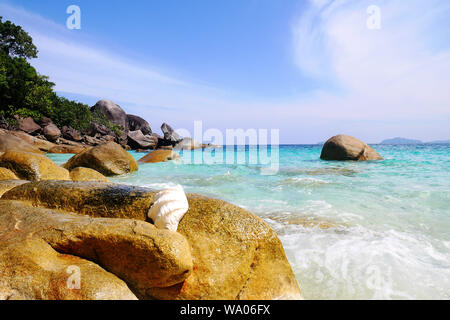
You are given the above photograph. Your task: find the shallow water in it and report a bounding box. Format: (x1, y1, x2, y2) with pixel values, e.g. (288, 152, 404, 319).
(48, 144, 450, 299)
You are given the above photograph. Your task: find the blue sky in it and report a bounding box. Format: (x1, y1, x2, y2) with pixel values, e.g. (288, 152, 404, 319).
(1, 0, 449, 143)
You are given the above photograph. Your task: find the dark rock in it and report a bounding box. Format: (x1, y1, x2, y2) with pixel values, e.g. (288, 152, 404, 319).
(161, 123, 180, 143)
(127, 115, 151, 135)
(43, 123, 61, 142)
(127, 130, 157, 150)
(61, 126, 83, 142)
(91, 100, 128, 131)
(320, 135, 383, 161)
(17, 117, 41, 135)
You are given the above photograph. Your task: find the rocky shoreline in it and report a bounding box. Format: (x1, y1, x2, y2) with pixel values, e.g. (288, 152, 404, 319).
(0, 106, 302, 300)
(0, 99, 213, 155)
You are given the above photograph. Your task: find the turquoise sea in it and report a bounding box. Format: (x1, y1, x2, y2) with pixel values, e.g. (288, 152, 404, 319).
(48, 144, 450, 300)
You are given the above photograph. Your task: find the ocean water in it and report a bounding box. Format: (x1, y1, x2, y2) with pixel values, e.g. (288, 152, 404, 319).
(48, 144, 450, 300)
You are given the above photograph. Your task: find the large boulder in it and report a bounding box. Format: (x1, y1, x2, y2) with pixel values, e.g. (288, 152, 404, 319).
(0, 132, 43, 154)
(138, 149, 180, 163)
(128, 115, 151, 135)
(174, 137, 202, 150)
(43, 123, 61, 142)
(17, 117, 41, 134)
(63, 142, 138, 176)
(61, 126, 83, 142)
(320, 134, 383, 161)
(2, 181, 302, 300)
(69, 167, 109, 182)
(9, 130, 56, 152)
(91, 100, 128, 131)
(0, 151, 70, 181)
(0, 200, 192, 299)
(127, 130, 158, 150)
(161, 123, 180, 143)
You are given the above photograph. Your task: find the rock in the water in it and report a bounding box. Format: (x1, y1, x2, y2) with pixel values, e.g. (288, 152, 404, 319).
(0, 200, 194, 299)
(127, 115, 151, 135)
(63, 142, 138, 176)
(174, 137, 202, 150)
(43, 123, 61, 142)
(0, 151, 70, 181)
(127, 130, 158, 150)
(0, 167, 18, 180)
(138, 149, 180, 163)
(320, 134, 383, 161)
(161, 123, 180, 143)
(0, 132, 43, 154)
(3, 181, 301, 300)
(69, 167, 110, 182)
(17, 117, 41, 134)
(92, 100, 128, 131)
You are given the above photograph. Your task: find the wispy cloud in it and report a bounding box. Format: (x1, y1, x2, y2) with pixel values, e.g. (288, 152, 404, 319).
(1, 1, 449, 143)
(292, 0, 450, 120)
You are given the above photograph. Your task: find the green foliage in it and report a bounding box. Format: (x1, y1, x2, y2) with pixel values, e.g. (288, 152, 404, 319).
(50, 96, 93, 130)
(0, 16, 38, 59)
(0, 17, 106, 133)
(91, 109, 123, 136)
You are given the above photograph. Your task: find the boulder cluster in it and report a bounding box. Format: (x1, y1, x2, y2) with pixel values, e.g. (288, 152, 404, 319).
(0, 123, 301, 300)
(0, 99, 206, 155)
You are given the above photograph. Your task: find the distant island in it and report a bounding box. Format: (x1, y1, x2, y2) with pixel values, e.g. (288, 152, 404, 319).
(380, 137, 450, 145)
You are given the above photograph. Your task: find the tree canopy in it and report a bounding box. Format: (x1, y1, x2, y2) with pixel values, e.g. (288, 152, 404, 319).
(0, 17, 118, 133)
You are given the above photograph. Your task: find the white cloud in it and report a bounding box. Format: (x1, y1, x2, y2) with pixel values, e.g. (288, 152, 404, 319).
(1, 1, 449, 143)
(292, 0, 450, 123)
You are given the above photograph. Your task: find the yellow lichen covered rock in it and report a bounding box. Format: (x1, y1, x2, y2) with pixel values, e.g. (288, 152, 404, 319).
(0, 151, 70, 181)
(69, 167, 109, 182)
(63, 142, 138, 176)
(0, 200, 193, 299)
(0, 167, 19, 180)
(2, 180, 302, 300)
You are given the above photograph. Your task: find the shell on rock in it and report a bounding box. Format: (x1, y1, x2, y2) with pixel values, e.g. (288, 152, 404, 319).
(148, 185, 189, 232)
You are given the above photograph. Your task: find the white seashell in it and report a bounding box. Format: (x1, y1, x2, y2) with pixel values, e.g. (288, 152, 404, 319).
(148, 184, 189, 232)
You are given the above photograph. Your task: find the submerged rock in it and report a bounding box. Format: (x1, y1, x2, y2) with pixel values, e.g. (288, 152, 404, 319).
(63, 142, 138, 176)
(69, 167, 110, 182)
(0, 151, 70, 181)
(320, 134, 383, 161)
(138, 149, 180, 163)
(2, 180, 302, 300)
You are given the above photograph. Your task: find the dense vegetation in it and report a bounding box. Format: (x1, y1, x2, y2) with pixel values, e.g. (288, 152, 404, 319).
(0, 17, 119, 133)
